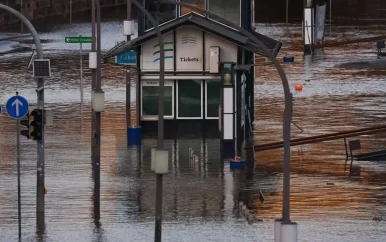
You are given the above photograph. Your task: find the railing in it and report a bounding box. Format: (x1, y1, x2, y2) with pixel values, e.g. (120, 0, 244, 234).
(245, 124, 386, 152)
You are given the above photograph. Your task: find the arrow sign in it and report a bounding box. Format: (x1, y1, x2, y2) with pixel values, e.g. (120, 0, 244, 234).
(12, 98, 23, 116)
(6, 95, 29, 119)
(65, 36, 92, 43)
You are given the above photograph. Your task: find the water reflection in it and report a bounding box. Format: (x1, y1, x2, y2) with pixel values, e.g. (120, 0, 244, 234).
(0, 22, 386, 241)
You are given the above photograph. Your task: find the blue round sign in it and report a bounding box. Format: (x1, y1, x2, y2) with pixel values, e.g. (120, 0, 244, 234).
(5, 96, 29, 119)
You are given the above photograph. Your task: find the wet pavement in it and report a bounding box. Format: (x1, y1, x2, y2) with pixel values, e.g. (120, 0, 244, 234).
(0, 22, 386, 241)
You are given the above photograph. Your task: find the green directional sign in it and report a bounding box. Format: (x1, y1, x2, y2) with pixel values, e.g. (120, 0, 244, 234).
(65, 36, 92, 43)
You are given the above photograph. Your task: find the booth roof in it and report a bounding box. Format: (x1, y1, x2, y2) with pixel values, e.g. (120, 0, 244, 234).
(103, 13, 282, 60)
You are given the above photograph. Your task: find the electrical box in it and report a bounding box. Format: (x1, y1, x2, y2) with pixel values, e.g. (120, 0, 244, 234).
(209, 46, 220, 73)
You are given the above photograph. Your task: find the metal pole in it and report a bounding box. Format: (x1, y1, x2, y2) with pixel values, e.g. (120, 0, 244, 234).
(91, 0, 96, 173)
(20, 0, 23, 33)
(329, 0, 332, 34)
(286, 0, 289, 24)
(126, 0, 132, 130)
(70, 0, 72, 25)
(80, 40, 83, 129)
(155, 172, 163, 242)
(0, 7, 45, 231)
(126, 68, 131, 127)
(129, 2, 165, 242)
(93, 0, 102, 221)
(162, 0, 293, 224)
(16, 92, 21, 239)
(0, 4, 46, 228)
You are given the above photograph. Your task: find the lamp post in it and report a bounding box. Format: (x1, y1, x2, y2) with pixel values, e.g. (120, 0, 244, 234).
(123, 1, 167, 242)
(160, 1, 295, 241)
(89, 0, 104, 221)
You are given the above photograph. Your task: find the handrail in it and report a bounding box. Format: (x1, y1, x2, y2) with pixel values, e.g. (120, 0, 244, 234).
(246, 125, 386, 152)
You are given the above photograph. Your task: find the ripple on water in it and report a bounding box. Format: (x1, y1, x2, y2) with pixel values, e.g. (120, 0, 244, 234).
(0, 22, 385, 241)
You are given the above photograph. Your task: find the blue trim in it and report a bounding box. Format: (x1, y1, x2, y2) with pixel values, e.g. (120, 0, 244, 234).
(153, 56, 174, 62)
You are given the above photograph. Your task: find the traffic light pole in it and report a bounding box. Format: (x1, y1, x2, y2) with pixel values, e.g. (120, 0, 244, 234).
(36, 76, 45, 225)
(0, 4, 46, 232)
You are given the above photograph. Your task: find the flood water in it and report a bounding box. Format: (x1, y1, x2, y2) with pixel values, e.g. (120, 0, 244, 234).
(0, 22, 386, 241)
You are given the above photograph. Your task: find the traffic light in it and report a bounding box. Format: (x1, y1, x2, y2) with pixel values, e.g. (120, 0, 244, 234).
(30, 109, 43, 141)
(20, 111, 31, 139)
(19, 108, 43, 141)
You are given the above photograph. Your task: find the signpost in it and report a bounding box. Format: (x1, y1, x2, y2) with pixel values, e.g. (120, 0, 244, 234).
(115, 51, 137, 65)
(64, 36, 92, 43)
(65, 36, 92, 128)
(6, 92, 29, 239)
(116, 51, 137, 136)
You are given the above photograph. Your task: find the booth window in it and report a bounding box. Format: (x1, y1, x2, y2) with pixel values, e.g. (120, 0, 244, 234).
(208, 0, 240, 26)
(180, 0, 205, 16)
(177, 80, 202, 119)
(205, 80, 220, 119)
(144, 0, 177, 30)
(142, 81, 174, 117)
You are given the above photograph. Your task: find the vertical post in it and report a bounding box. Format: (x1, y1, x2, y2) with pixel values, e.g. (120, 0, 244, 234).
(329, 0, 332, 34)
(36, 86, 45, 225)
(282, 93, 293, 223)
(70, 0, 72, 25)
(93, 0, 102, 221)
(91, 0, 96, 171)
(286, 0, 289, 24)
(303, 0, 314, 55)
(16, 92, 21, 239)
(136, 63, 140, 127)
(152, 0, 165, 238)
(126, 0, 132, 141)
(20, 0, 23, 34)
(80, 40, 84, 129)
(0, 3, 46, 233)
(126, 68, 131, 128)
(127, 2, 165, 242)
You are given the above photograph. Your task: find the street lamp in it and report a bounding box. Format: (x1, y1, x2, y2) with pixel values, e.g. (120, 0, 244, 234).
(89, 0, 104, 221)
(122, 1, 167, 242)
(160, 1, 295, 241)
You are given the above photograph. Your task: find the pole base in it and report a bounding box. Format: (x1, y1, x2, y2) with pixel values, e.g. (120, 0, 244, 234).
(127, 126, 142, 146)
(274, 219, 282, 242)
(281, 221, 298, 242)
(304, 45, 312, 55)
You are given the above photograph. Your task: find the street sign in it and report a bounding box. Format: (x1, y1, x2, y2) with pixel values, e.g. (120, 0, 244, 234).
(0, 104, 2, 114)
(6, 95, 29, 119)
(65, 36, 92, 44)
(116, 51, 137, 65)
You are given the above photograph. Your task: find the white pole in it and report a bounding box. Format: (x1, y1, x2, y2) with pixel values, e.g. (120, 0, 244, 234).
(80, 39, 83, 129)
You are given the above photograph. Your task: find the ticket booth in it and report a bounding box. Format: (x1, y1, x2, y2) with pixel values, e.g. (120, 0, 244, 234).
(105, 0, 282, 155)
